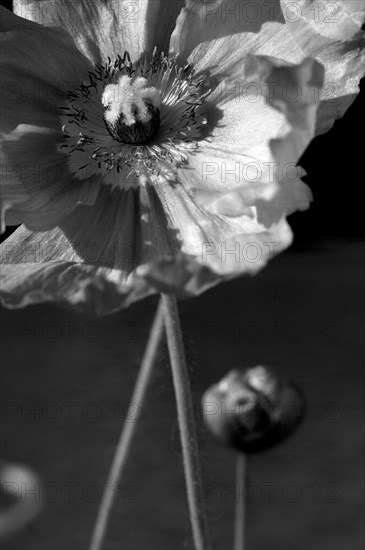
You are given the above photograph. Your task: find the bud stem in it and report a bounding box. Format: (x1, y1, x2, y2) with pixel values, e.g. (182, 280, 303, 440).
(162, 294, 212, 550)
(89, 299, 165, 550)
(234, 454, 247, 550)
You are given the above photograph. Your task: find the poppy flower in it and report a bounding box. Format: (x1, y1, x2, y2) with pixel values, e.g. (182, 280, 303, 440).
(1, 1, 364, 314)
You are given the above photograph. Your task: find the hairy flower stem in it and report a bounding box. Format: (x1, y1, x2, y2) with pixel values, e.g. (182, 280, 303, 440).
(162, 294, 212, 550)
(234, 455, 247, 550)
(89, 300, 165, 550)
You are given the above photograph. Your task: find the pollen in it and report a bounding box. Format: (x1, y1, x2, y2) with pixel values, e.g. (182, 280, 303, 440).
(102, 76, 161, 144)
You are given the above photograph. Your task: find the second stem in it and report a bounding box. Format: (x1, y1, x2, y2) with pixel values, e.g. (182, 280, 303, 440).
(162, 294, 212, 550)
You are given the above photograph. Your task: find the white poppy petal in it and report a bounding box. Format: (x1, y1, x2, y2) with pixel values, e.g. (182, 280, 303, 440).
(0, 6, 93, 134)
(0, 4, 38, 30)
(59, 186, 151, 275)
(170, 1, 364, 135)
(0, 179, 291, 314)
(0, 215, 211, 314)
(14, 0, 185, 63)
(1, 125, 101, 233)
(280, 0, 365, 133)
(0, 223, 154, 314)
(188, 56, 321, 226)
(0, 6, 92, 94)
(150, 172, 292, 279)
(170, 0, 304, 70)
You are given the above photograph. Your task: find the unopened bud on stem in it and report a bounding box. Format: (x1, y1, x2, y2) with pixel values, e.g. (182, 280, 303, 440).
(202, 366, 305, 454)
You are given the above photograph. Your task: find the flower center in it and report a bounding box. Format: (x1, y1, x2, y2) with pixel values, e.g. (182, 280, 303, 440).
(102, 76, 161, 144)
(60, 51, 210, 190)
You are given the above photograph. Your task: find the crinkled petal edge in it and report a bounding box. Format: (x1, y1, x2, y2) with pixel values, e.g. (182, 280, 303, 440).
(0, 218, 291, 316)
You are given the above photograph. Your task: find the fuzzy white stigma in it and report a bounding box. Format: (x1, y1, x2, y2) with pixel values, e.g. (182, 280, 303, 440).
(102, 76, 161, 126)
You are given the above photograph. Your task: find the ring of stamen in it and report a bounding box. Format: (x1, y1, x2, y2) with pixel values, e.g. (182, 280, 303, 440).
(60, 50, 210, 190)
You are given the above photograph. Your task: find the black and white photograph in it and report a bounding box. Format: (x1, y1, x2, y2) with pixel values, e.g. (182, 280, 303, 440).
(0, 1, 364, 549)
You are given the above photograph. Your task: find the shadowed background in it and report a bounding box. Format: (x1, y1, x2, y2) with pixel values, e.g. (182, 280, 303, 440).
(1, 240, 364, 550)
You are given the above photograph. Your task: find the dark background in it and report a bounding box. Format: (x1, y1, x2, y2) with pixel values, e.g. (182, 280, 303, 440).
(1, 243, 364, 550)
(1, 2, 364, 550)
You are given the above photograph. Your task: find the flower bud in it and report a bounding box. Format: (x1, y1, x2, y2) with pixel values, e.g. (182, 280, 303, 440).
(202, 366, 305, 454)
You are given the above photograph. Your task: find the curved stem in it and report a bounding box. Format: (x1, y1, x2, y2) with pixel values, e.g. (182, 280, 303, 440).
(89, 300, 165, 550)
(234, 454, 247, 550)
(162, 294, 212, 550)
